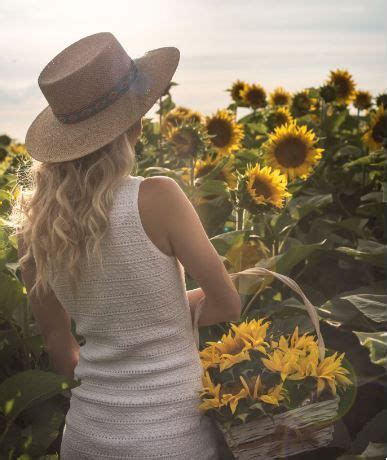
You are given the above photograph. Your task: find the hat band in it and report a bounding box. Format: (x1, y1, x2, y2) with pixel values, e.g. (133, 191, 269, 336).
(54, 63, 139, 124)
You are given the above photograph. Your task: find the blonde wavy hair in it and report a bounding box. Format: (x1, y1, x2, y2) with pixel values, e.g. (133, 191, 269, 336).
(8, 120, 142, 301)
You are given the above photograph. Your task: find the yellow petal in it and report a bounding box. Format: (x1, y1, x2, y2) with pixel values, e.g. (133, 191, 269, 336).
(317, 378, 325, 395)
(260, 395, 279, 405)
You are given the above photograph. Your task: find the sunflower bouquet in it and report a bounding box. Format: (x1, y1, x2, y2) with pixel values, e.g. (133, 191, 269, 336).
(191, 267, 354, 459)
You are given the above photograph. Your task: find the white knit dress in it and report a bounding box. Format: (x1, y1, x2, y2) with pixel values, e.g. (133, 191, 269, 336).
(50, 175, 221, 459)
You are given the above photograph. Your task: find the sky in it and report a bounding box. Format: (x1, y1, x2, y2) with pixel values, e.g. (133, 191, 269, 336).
(0, 0, 386, 142)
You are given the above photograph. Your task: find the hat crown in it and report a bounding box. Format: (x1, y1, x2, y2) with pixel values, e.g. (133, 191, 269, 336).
(38, 32, 135, 116)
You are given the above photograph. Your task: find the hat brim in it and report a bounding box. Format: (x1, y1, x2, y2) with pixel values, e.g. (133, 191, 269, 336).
(25, 46, 180, 162)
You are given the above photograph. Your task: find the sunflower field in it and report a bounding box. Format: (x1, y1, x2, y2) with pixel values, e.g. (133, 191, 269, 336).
(0, 69, 386, 459)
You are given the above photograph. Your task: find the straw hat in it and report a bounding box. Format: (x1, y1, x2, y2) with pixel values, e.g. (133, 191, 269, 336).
(25, 32, 180, 163)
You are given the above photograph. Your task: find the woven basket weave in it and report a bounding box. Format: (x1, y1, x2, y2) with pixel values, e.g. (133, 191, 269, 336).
(213, 397, 339, 459)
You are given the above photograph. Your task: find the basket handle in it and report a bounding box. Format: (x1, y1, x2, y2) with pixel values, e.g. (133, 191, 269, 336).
(191, 266, 325, 360)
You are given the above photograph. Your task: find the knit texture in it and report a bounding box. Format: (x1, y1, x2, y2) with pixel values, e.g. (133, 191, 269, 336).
(50, 175, 220, 459)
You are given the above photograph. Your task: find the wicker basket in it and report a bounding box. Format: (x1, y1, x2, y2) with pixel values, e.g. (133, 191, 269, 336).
(191, 267, 339, 459)
(212, 397, 339, 459)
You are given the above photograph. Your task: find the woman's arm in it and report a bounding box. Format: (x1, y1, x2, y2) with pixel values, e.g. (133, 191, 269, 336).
(186, 287, 240, 327)
(46, 331, 80, 381)
(18, 236, 80, 381)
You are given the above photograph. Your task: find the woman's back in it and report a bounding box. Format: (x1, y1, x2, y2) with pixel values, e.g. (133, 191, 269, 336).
(52, 174, 220, 459)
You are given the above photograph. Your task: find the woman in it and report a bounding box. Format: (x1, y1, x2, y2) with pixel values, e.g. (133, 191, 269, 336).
(10, 32, 241, 459)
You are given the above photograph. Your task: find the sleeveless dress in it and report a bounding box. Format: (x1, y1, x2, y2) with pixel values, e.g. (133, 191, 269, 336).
(49, 175, 221, 459)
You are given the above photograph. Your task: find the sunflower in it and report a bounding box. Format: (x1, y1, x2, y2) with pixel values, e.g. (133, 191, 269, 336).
(259, 383, 288, 406)
(320, 85, 336, 103)
(291, 91, 312, 117)
(205, 329, 252, 372)
(240, 83, 267, 110)
(199, 344, 223, 371)
(353, 90, 373, 111)
(362, 105, 387, 151)
(271, 326, 318, 357)
(238, 373, 288, 407)
(261, 348, 301, 381)
(262, 122, 324, 181)
(187, 110, 203, 124)
(220, 380, 249, 414)
(162, 106, 202, 134)
(244, 163, 291, 209)
(9, 143, 29, 157)
(239, 374, 263, 403)
(327, 69, 356, 105)
(228, 79, 248, 105)
(205, 109, 244, 155)
(291, 349, 353, 396)
(229, 318, 271, 354)
(194, 154, 237, 188)
(269, 87, 291, 107)
(166, 124, 204, 158)
(267, 106, 294, 131)
(376, 93, 387, 109)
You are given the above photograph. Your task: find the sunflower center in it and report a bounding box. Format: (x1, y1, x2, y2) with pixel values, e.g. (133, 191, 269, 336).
(333, 76, 351, 98)
(274, 94, 289, 106)
(172, 129, 199, 156)
(274, 137, 308, 168)
(356, 94, 370, 106)
(252, 179, 272, 199)
(247, 89, 266, 108)
(207, 119, 232, 148)
(294, 94, 310, 110)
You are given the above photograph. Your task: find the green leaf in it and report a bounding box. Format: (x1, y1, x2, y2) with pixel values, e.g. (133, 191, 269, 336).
(20, 399, 64, 457)
(335, 218, 369, 238)
(246, 122, 267, 135)
(335, 239, 384, 267)
(235, 412, 249, 423)
(196, 196, 233, 236)
(340, 293, 386, 324)
(249, 402, 267, 415)
(288, 193, 333, 220)
(336, 145, 363, 159)
(193, 179, 229, 198)
(211, 230, 246, 257)
(319, 281, 386, 331)
(354, 332, 387, 370)
(323, 109, 349, 133)
(258, 239, 327, 275)
(0, 369, 79, 444)
(0, 325, 23, 366)
(0, 271, 25, 320)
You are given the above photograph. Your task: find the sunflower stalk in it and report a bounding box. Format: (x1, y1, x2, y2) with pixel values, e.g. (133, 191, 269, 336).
(240, 281, 266, 320)
(189, 155, 195, 188)
(236, 206, 245, 231)
(278, 227, 293, 253)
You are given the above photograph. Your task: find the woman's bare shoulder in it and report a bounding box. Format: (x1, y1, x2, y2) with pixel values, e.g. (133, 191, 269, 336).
(141, 174, 190, 222)
(141, 175, 183, 205)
